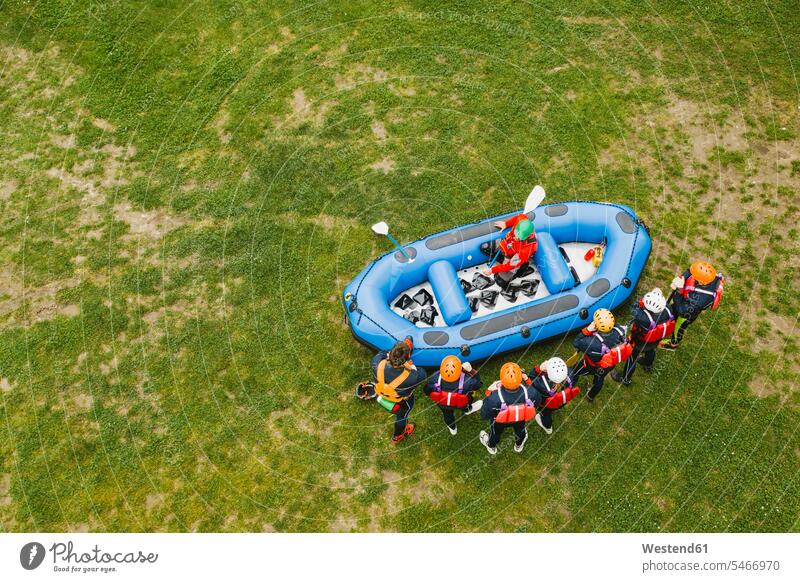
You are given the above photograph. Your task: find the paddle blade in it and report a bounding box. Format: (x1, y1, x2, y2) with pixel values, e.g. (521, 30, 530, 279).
(524, 185, 546, 213)
(371, 221, 389, 236)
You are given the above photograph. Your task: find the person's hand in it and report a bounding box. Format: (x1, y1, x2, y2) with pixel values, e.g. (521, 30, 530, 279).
(462, 361, 473, 372)
(670, 276, 685, 290)
(404, 361, 416, 371)
(539, 360, 549, 372)
(587, 322, 597, 332)
(482, 267, 494, 276)
(493, 220, 506, 229)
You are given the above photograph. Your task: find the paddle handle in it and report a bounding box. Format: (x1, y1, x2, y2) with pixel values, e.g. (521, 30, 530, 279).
(386, 233, 412, 260)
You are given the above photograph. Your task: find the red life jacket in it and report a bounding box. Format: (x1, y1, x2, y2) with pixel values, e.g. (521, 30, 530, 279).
(591, 327, 632, 368)
(543, 387, 580, 410)
(585, 326, 632, 368)
(495, 385, 536, 424)
(680, 274, 724, 310)
(428, 374, 470, 408)
(637, 302, 676, 343)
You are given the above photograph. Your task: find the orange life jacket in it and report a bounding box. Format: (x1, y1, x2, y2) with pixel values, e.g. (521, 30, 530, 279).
(429, 373, 470, 408)
(375, 359, 410, 403)
(495, 385, 536, 424)
(637, 304, 676, 343)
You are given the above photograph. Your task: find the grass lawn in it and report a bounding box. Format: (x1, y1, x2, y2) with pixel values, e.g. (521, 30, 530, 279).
(0, 1, 798, 532)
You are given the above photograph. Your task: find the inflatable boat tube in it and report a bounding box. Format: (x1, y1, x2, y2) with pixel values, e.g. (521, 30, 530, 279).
(342, 201, 651, 367)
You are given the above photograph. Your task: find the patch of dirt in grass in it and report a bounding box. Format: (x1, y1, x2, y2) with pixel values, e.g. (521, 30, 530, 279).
(369, 158, 396, 173)
(73, 393, 94, 410)
(0, 266, 81, 325)
(113, 201, 186, 239)
(145, 493, 165, 511)
(283, 88, 335, 128)
(0, 179, 18, 200)
(0, 473, 11, 506)
(371, 120, 387, 141)
(328, 514, 358, 532)
(334, 64, 388, 91)
(0, 378, 15, 393)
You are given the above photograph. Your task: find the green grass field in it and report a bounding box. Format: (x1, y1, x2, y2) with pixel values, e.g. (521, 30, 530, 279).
(1, 1, 798, 532)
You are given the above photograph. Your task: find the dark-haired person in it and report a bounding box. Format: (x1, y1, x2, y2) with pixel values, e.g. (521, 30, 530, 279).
(372, 338, 427, 443)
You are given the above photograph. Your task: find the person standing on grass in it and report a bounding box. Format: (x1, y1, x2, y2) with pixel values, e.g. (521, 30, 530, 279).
(612, 288, 673, 386)
(571, 308, 629, 402)
(372, 338, 427, 443)
(527, 357, 575, 435)
(423, 355, 483, 436)
(661, 261, 724, 350)
(479, 363, 536, 455)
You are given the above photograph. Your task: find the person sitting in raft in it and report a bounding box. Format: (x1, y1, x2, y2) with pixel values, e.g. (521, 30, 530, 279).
(611, 288, 674, 386)
(424, 356, 483, 436)
(479, 363, 536, 455)
(479, 214, 538, 288)
(527, 357, 576, 435)
(371, 338, 427, 443)
(571, 308, 630, 403)
(661, 261, 724, 351)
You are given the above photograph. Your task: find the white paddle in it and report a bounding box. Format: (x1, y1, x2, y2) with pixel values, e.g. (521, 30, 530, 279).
(488, 185, 547, 267)
(371, 221, 414, 262)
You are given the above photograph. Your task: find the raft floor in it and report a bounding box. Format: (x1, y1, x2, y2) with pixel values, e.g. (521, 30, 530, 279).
(390, 242, 599, 328)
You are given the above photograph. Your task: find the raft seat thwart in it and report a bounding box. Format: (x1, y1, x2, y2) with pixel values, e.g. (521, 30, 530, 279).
(427, 260, 472, 326)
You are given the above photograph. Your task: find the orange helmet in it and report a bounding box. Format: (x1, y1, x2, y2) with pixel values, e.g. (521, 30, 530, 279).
(440, 356, 463, 383)
(499, 362, 522, 390)
(690, 261, 717, 285)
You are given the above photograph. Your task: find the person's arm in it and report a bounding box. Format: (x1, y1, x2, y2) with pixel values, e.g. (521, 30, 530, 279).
(572, 330, 593, 352)
(423, 373, 438, 396)
(463, 373, 482, 392)
(504, 214, 526, 229)
(480, 393, 498, 420)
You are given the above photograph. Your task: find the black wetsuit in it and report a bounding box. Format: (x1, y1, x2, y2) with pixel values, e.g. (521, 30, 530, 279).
(670, 270, 723, 344)
(424, 370, 483, 430)
(371, 351, 427, 437)
(571, 325, 627, 399)
(527, 366, 575, 429)
(622, 302, 673, 381)
(480, 386, 531, 447)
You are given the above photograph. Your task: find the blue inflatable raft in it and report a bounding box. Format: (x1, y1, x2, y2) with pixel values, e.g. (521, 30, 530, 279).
(342, 201, 651, 367)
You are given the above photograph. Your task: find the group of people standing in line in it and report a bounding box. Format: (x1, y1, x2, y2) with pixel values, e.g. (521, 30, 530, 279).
(357, 260, 724, 454)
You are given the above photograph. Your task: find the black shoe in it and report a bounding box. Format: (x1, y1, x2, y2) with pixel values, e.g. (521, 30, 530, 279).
(611, 372, 631, 386)
(641, 364, 653, 373)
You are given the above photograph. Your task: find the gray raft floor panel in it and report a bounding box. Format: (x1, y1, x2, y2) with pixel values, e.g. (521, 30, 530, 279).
(390, 242, 599, 328)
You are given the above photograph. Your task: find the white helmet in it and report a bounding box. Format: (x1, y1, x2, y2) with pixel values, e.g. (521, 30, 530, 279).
(643, 288, 666, 313)
(545, 357, 569, 384)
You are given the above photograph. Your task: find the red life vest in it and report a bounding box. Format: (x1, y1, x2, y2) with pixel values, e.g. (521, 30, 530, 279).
(637, 303, 676, 343)
(428, 374, 470, 408)
(593, 327, 632, 368)
(543, 387, 580, 410)
(585, 326, 633, 368)
(495, 385, 536, 424)
(680, 274, 724, 310)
